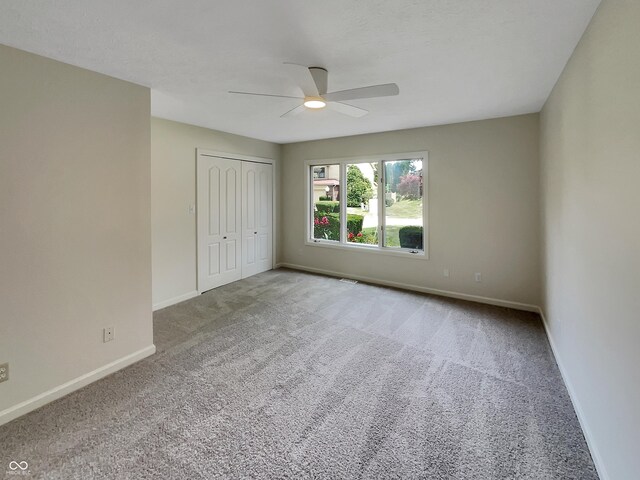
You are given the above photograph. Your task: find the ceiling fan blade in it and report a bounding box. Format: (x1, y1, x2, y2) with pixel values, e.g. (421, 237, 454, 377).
(283, 62, 319, 96)
(309, 67, 328, 95)
(327, 102, 369, 118)
(323, 83, 399, 102)
(280, 104, 306, 118)
(228, 90, 303, 99)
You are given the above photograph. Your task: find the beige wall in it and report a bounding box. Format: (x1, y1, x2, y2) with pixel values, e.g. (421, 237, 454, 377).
(151, 117, 281, 308)
(0, 45, 153, 420)
(281, 114, 540, 307)
(540, 1, 640, 478)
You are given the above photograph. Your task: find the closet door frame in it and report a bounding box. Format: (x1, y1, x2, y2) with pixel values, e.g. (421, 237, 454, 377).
(196, 149, 276, 294)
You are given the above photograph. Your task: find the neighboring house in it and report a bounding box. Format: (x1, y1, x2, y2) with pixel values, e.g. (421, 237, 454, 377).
(312, 165, 339, 202)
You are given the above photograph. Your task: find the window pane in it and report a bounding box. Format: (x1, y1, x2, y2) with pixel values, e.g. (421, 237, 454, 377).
(346, 163, 378, 245)
(312, 164, 340, 241)
(383, 159, 423, 249)
(312, 166, 326, 179)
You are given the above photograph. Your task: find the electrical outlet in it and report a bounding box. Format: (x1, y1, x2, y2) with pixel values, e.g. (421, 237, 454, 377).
(443, 268, 450, 277)
(103, 327, 114, 343)
(0, 363, 8, 383)
(475, 272, 482, 282)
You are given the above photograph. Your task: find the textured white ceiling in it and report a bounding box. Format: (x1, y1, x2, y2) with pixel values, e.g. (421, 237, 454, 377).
(0, 0, 600, 143)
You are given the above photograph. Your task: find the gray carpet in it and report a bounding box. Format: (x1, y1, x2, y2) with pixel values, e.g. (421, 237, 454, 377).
(0, 269, 598, 479)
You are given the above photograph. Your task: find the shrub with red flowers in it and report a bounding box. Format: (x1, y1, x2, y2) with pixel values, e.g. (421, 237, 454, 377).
(348, 231, 366, 243)
(314, 215, 333, 240)
(313, 213, 364, 241)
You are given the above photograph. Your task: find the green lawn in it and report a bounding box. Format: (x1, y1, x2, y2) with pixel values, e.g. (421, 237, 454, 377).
(362, 226, 401, 247)
(346, 206, 367, 216)
(385, 199, 422, 218)
(349, 198, 421, 248)
(348, 199, 422, 218)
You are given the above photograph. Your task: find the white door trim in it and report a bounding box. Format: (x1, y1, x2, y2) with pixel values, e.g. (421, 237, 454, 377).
(196, 149, 277, 292)
(197, 148, 274, 165)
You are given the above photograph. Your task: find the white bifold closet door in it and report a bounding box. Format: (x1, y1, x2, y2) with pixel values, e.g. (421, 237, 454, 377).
(197, 154, 273, 293)
(197, 156, 243, 292)
(241, 161, 273, 278)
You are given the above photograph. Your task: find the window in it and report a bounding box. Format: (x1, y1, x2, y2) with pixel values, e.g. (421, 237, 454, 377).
(346, 162, 378, 245)
(313, 166, 326, 179)
(383, 159, 423, 249)
(307, 152, 428, 258)
(311, 164, 340, 242)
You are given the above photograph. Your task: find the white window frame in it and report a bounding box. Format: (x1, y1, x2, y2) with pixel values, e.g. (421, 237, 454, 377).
(305, 151, 429, 260)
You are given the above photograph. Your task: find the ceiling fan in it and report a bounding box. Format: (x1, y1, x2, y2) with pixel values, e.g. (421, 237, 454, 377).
(229, 63, 399, 118)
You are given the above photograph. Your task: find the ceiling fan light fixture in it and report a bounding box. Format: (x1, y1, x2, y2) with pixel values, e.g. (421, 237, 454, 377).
(303, 96, 327, 109)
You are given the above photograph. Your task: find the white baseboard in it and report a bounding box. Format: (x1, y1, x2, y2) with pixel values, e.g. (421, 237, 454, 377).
(0, 345, 156, 427)
(537, 308, 608, 480)
(152, 290, 199, 311)
(279, 262, 539, 312)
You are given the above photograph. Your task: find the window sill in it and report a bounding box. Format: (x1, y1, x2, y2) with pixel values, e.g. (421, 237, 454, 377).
(305, 239, 429, 260)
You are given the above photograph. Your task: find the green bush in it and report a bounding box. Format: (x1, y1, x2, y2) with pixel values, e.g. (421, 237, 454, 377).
(314, 201, 340, 214)
(346, 165, 373, 207)
(347, 214, 364, 235)
(398, 226, 423, 249)
(313, 213, 363, 241)
(318, 196, 331, 201)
